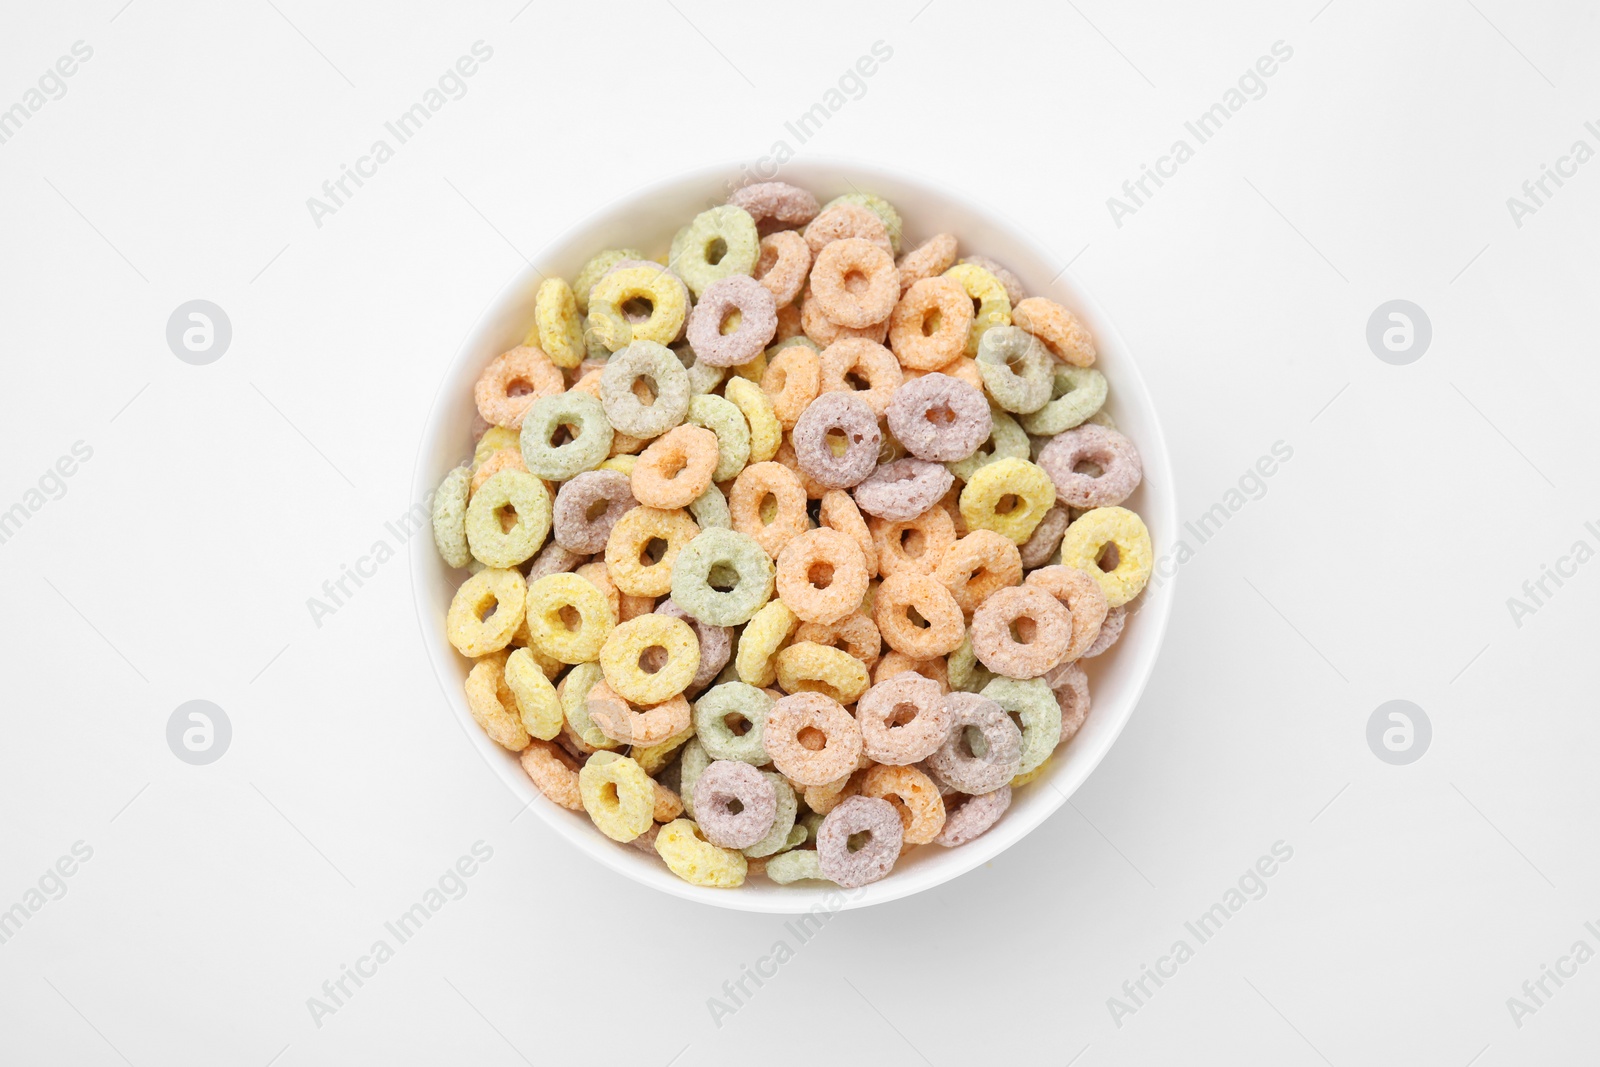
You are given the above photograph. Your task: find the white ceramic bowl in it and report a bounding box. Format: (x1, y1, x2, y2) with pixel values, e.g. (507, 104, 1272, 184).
(411, 160, 1176, 913)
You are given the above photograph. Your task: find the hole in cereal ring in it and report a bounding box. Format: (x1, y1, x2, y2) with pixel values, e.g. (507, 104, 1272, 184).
(759, 493, 778, 524)
(495, 504, 519, 533)
(807, 561, 835, 589)
(926, 403, 957, 427)
(558, 605, 583, 631)
(899, 529, 926, 557)
(844, 370, 872, 391)
(641, 537, 668, 566)
(1009, 617, 1037, 645)
(1074, 459, 1104, 476)
(706, 236, 728, 265)
(962, 726, 987, 759)
(585, 497, 612, 522)
(720, 309, 743, 335)
(906, 605, 930, 630)
(709, 561, 740, 592)
(621, 296, 654, 322)
(847, 830, 871, 853)
(825, 429, 850, 456)
(549, 422, 579, 447)
(795, 679, 832, 695)
(634, 376, 659, 406)
(726, 796, 745, 815)
(885, 795, 911, 826)
(1097, 542, 1121, 572)
(507, 376, 533, 397)
(922, 310, 941, 337)
(972, 296, 983, 317)
(797, 726, 827, 751)
(888, 702, 919, 728)
(638, 645, 667, 673)
(995, 494, 1020, 515)
(477, 596, 499, 623)
(600, 781, 620, 806)
(723, 713, 750, 736)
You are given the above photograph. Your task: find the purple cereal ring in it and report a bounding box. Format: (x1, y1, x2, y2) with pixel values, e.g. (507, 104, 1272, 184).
(856, 671, 953, 766)
(852, 458, 953, 522)
(729, 181, 820, 231)
(1037, 424, 1143, 508)
(816, 796, 904, 887)
(960, 255, 1026, 307)
(693, 760, 778, 849)
(932, 786, 1011, 847)
(791, 391, 881, 489)
(885, 372, 992, 462)
(686, 276, 778, 367)
(926, 691, 1021, 795)
(1018, 503, 1071, 569)
(527, 540, 585, 579)
(657, 597, 732, 693)
(1081, 604, 1125, 658)
(553, 470, 637, 553)
(1046, 661, 1091, 744)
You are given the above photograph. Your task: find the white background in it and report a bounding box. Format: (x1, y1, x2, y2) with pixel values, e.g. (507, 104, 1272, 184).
(2, 1, 1596, 1064)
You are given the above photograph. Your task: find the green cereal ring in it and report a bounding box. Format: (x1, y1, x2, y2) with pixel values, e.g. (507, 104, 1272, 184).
(684, 394, 751, 482)
(431, 464, 472, 568)
(465, 470, 552, 568)
(573, 248, 644, 314)
(947, 631, 996, 694)
(600, 341, 691, 438)
(1020, 366, 1108, 435)
(674, 342, 726, 396)
(519, 391, 613, 481)
(669, 206, 760, 297)
(689, 484, 731, 530)
(823, 192, 903, 254)
(980, 676, 1061, 777)
(560, 661, 620, 751)
(743, 771, 799, 858)
(766, 848, 828, 884)
(944, 262, 1013, 357)
(767, 335, 821, 359)
(671, 528, 776, 626)
(693, 681, 774, 764)
(679, 737, 712, 819)
(799, 810, 824, 845)
(976, 326, 1054, 414)
(946, 405, 1029, 482)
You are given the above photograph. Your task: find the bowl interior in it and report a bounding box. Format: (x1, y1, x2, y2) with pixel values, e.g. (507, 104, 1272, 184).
(410, 161, 1177, 913)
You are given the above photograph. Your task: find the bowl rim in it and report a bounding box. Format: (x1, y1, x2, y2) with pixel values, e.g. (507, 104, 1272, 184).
(408, 157, 1178, 913)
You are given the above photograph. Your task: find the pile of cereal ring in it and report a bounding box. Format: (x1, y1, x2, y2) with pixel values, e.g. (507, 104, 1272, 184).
(432, 181, 1152, 890)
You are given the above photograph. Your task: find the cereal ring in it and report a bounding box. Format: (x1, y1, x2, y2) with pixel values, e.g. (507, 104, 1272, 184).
(856, 672, 953, 766)
(656, 598, 731, 692)
(763, 692, 863, 786)
(678, 737, 711, 819)
(1023, 565, 1110, 663)
(872, 650, 949, 692)
(765, 848, 827, 884)
(859, 764, 945, 844)
(959, 255, 1025, 306)
(760, 343, 821, 429)
(532, 277, 586, 369)
(1037, 424, 1143, 509)
(670, 205, 760, 297)
(599, 613, 700, 705)
(465, 653, 530, 751)
(729, 181, 820, 231)
(729, 461, 809, 558)
(557, 661, 618, 752)
(803, 766, 864, 815)
(934, 530, 1023, 615)
(688, 484, 731, 531)
(686, 275, 778, 368)
(790, 391, 880, 490)
(431, 464, 472, 568)
(671, 527, 776, 626)
(885, 371, 991, 461)
(1019, 366, 1107, 436)
(520, 739, 583, 810)
(503, 646, 563, 741)
(823, 192, 903, 253)
(853, 458, 953, 522)
(808, 238, 899, 328)
(775, 527, 869, 624)
(473, 346, 564, 429)
(630, 425, 719, 510)
(874, 572, 964, 658)
(1081, 604, 1125, 658)
(754, 230, 811, 307)
(552, 470, 636, 554)
(600, 341, 692, 439)
(926, 691, 1021, 794)
(959, 457, 1055, 545)
(1012, 296, 1096, 367)
(795, 612, 881, 671)
(799, 290, 889, 347)
(970, 586, 1072, 679)
(654, 819, 747, 887)
(587, 266, 690, 351)
(896, 232, 958, 292)
(683, 394, 751, 483)
(942, 263, 1012, 358)
(888, 277, 974, 371)
(818, 490, 877, 577)
(674, 340, 726, 397)
(603, 506, 699, 598)
(529, 542, 585, 582)
(803, 202, 891, 257)
(772, 301, 803, 344)
(946, 405, 1028, 482)
(446, 568, 526, 657)
(573, 248, 644, 313)
(742, 771, 799, 858)
(633, 720, 697, 777)
(816, 796, 903, 887)
(463, 470, 551, 568)
(817, 338, 903, 419)
(723, 376, 781, 464)
(1058, 506, 1152, 607)
(932, 786, 1011, 847)
(474, 426, 521, 469)
(872, 507, 956, 578)
(1019, 504, 1072, 570)
(693, 681, 773, 765)
(468, 447, 528, 496)
(980, 677, 1060, 776)
(578, 752, 656, 842)
(1046, 660, 1091, 745)
(946, 631, 995, 694)
(693, 760, 778, 849)
(734, 599, 798, 687)
(585, 680, 691, 748)
(519, 390, 614, 481)
(976, 325, 1054, 415)
(520, 572, 613, 664)
(773, 642, 870, 704)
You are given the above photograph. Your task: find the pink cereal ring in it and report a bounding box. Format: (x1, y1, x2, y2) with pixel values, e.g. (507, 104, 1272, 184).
(799, 289, 889, 347)
(816, 795, 904, 887)
(763, 691, 863, 786)
(1023, 564, 1109, 662)
(754, 231, 811, 307)
(729, 181, 821, 231)
(1081, 604, 1125, 658)
(808, 238, 900, 328)
(1018, 503, 1071, 569)
(803, 202, 892, 258)
(693, 760, 779, 848)
(791, 391, 880, 490)
(853, 458, 953, 522)
(969, 585, 1073, 679)
(818, 338, 903, 416)
(1037, 423, 1143, 509)
(473, 346, 564, 428)
(932, 785, 1011, 847)
(885, 372, 992, 462)
(896, 233, 959, 293)
(1044, 660, 1091, 744)
(889, 277, 974, 371)
(856, 671, 954, 766)
(686, 276, 778, 367)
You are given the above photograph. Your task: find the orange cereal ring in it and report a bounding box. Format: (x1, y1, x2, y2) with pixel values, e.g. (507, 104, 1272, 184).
(1013, 296, 1097, 367)
(603, 506, 700, 597)
(910, 355, 986, 394)
(896, 232, 959, 293)
(519, 739, 582, 810)
(465, 652, 530, 751)
(574, 560, 621, 619)
(1024, 564, 1109, 662)
(859, 764, 946, 844)
(970, 585, 1073, 679)
(469, 447, 528, 495)
(763, 692, 864, 786)
(870, 507, 956, 578)
(818, 338, 903, 416)
(819, 489, 878, 577)
(630, 425, 718, 509)
(872, 650, 949, 692)
(800, 289, 888, 347)
(795, 611, 882, 671)
(775, 528, 869, 624)
(754, 230, 811, 307)
(728, 461, 810, 558)
(760, 344, 821, 429)
(585, 679, 692, 748)
(889, 276, 976, 371)
(874, 572, 964, 658)
(473, 345, 564, 429)
(808, 238, 900, 328)
(934, 529, 1024, 615)
(774, 434, 832, 501)
(773, 301, 803, 344)
(803, 202, 892, 257)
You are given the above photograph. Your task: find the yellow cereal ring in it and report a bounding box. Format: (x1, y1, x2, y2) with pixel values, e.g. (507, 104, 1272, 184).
(446, 568, 526, 657)
(1011, 757, 1052, 788)
(464, 652, 530, 751)
(579, 752, 656, 842)
(774, 641, 870, 705)
(943, 263, 1013, 357)
(600, 454, 639, 476)
(959, 457, 1056, 545)
(524, 572, 617, 664)
(1058, 506, 1152, 608)
(603, 506, 700, 598)
(735, 599, 799, 687)
(472, 426, 521, 469)
(531, 277, 586, 369)
(600, 614, 700, 705)
(504, 646, 562, 740)
(724, 376, 782, 464)
(654, 818, 748, 888)
(587, 266, 689, 350)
